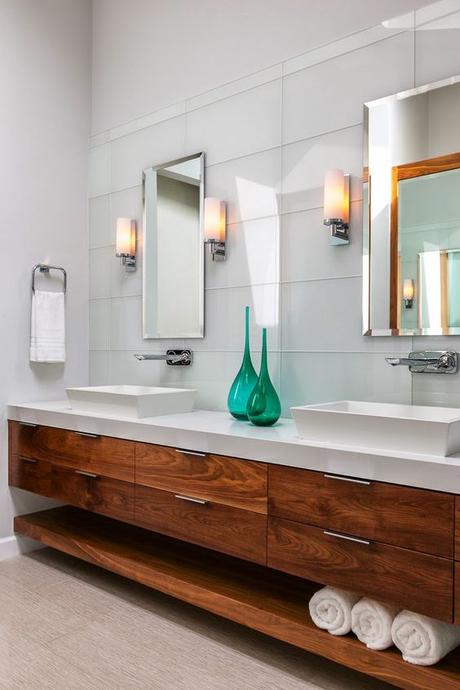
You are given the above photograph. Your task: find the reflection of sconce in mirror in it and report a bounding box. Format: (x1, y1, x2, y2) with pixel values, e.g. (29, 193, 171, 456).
(323, 169, 350, 245)
(204, 197, 226, 261)
(403, 278, 415, 309)
(116, 218, 137, 271)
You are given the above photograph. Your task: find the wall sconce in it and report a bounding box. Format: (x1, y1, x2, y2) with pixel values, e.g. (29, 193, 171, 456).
(403, 278, 415, 308)
(323, 169, 350, 245)
(204, 197, 226, 261)
(116, 218, 137, 271)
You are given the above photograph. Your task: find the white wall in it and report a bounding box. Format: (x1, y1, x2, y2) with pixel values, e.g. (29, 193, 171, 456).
(88, 0, 460, 414)
(91, 0, 428, 134)
(0, 0, 91, 553)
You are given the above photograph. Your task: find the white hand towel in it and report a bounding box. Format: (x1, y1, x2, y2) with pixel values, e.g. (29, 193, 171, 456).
(351, 598, 399, 650)
(30, 290, 66, 363)
(391, 610, 460, 665)
(309, 586, 360, 636)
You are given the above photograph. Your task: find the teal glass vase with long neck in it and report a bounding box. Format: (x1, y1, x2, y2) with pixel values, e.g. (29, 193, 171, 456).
(247, 328, 281, 426)
(227, 306, 258, 420)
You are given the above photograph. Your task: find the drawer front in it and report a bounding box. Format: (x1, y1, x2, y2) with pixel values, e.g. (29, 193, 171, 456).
(456, 562, 460, 624)
(268, 517, 453, 622)
(135, 443, 267, 514)
(9, 454, 54, 495)
(269, 465, 454, 558)
(455, 497, 460, 560)
(10, 455, 134, 522)
(9, 421, 134, 483)
(134, 484, 267, 564)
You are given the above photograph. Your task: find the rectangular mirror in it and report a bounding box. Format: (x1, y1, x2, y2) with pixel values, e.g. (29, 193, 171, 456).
(363, 76, 460, 335)
(143, 152, 204, 338)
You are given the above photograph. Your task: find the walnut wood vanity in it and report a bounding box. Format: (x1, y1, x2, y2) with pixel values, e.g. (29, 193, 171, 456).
(8, 419, 460, 690)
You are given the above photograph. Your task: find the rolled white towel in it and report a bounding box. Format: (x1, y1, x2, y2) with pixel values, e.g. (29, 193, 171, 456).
(351, 598, 399, 650)
(309, 586, 360, 636)
(392, 610, 460, 665)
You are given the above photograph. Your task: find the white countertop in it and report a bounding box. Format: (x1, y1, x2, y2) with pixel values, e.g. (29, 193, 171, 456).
(8, 400, 460, 494)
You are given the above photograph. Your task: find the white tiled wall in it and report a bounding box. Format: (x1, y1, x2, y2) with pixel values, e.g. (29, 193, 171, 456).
(89, 1, 460, 414)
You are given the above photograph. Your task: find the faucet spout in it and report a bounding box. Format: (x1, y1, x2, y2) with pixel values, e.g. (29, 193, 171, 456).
(133, 349, 192, 366)
(385, 351, 458, 374)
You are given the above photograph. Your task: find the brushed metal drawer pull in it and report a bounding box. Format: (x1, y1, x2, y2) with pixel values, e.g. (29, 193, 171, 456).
(324, 530, 371, 546)
(174, 494, 208, 505)
(75, 470, 99, 479)
(75, 432, 100, 439)
(324, 474, 371, 486)
(19, 422, 38, 428)
(20, 457, 37, 464)
(175, 449, 207, 458)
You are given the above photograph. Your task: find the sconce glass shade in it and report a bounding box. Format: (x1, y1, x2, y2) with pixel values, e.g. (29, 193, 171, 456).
(403, 278, 415, 301)
(403, 278, 415, 308)
(204, 198, 226, 243)
(116, 218, 136, 257)
(324, 169, 349, 222)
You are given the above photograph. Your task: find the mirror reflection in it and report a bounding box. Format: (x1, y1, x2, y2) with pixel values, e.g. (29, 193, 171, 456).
(363, 77, 460, 335)
(143, 153, 204, 339)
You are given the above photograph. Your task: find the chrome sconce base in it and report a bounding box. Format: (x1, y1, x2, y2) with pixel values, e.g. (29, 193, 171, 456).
(403, 298, 414, 309)
(117, 254, 136, 272)
(324, 219, 350, 245)
(205, 240, 226, 261)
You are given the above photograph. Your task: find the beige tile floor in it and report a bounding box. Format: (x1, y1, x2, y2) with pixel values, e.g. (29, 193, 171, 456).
(0, 548, 394, 690)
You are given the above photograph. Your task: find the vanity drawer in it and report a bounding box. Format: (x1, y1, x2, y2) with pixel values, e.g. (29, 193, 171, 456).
(134, 484, 267, 564)
(455, 497, 460, 560)
(268, 517, 453, 622)
(269, 465, 454, 558)
(456, 563, 460, 624)
(9, 454, 54, 495)
(135, 443, 267, 514)
(10, 454, 134, 522)
(9, 422, 134, 483)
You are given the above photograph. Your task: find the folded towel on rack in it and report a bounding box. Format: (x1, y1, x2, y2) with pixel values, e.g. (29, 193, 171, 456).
(309, 586, 360, 636)
(351, 598, 398, 650)
(30, 290, 66, 363)
(391, 610, 460, 665)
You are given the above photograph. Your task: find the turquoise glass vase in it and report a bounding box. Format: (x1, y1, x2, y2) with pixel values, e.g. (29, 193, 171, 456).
(227, 306, 258, 420)
(247, 328, 281, 427)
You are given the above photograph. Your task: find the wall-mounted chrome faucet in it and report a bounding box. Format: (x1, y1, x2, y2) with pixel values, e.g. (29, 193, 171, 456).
(385, 351, 458, 374)
(134, 350, 192, 366)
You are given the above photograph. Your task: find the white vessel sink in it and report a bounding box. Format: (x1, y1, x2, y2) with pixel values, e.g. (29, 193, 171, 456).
(291, 400, 460, 457)
(66, 385, 196, 419)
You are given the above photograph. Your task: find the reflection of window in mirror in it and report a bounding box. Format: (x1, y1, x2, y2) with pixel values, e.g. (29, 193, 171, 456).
(364, 77, 460, 336)
(392, 158, 460, 333)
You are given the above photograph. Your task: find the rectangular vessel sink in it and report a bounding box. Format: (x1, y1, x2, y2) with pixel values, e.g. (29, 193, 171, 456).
(291, 400, 460, 456)
(66, 385, 196, 419)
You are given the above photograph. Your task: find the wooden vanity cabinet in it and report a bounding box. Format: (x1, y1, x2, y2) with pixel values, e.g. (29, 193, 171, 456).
(9, 422, 134, 482)
(135, 442, 268, 513)
(268, 517, 453, 621)
(455, 498, 460, 624)
(269, 465, 454, 558)
(9, 454, 134, 523)
(134, 484, 267, 564)
(8, 421, 268, 565)
(9, 420, 460, 690)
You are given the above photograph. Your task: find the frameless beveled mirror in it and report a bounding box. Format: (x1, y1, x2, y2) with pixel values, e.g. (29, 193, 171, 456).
(363, 76, 460, 336)
(143, 152, 204, 339)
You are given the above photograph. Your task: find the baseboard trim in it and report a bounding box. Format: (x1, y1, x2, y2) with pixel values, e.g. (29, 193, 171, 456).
(0, 534, 43, 561)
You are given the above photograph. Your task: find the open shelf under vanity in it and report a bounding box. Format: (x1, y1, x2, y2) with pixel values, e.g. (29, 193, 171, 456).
(15, 505, 460, 690)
